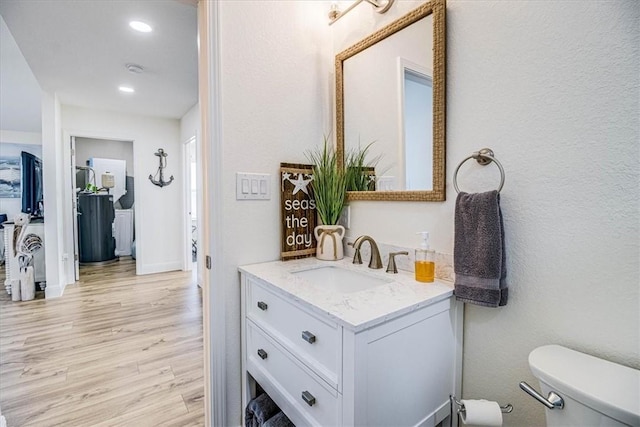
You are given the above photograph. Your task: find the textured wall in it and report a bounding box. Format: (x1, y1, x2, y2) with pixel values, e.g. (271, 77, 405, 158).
(212, 1, 638, 424)
(216, 2, 332, 422)
(340, 1, 639, 426)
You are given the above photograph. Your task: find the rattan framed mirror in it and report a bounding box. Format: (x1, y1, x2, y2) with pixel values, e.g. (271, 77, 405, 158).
(336, 0, 446, 202)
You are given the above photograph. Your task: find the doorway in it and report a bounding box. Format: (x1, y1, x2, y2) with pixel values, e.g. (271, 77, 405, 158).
(184, 136, 198, 273)
(398, 58, 434, 191)
(70, 136, 136, 281)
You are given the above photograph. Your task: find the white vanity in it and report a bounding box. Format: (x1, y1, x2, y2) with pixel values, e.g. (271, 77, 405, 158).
(239, 257, 462, 427)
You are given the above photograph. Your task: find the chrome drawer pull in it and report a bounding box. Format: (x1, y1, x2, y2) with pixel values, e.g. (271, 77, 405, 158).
(257, 301, 268, 311)
(301, 390, 316, 406)
(302, 331, 316, 344)
(257, 349, 268, 360)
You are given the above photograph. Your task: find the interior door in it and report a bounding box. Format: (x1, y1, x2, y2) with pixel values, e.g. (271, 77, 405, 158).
(71, 136, 80, 280)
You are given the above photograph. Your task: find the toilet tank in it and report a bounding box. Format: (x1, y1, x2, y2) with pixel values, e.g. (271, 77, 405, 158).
(528, 345, 640, 427)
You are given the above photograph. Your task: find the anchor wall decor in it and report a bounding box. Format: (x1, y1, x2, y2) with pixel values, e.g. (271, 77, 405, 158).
(148, 148, 174, 188)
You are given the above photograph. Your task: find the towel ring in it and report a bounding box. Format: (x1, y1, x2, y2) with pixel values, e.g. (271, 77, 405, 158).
(453, 148, 505, 193)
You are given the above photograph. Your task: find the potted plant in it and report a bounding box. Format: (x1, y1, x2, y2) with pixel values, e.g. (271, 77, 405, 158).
(306, 136, 347, 261)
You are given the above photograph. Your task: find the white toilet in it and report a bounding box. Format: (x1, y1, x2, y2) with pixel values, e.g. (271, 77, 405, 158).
(526, 344, 640, 426)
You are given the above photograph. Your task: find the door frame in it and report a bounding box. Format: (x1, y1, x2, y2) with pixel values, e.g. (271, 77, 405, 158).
(182, 136, 197, 272)
(62, 130, 137, 281)
(199, 1, 226, 425)
(397, 57, 433, 191)
(70, 136, 80, 280)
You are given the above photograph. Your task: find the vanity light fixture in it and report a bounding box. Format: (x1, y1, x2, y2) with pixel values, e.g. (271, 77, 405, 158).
(129, 20, 152, 33)
(328, 0, 395, 25)
(118, 86, 135, 93)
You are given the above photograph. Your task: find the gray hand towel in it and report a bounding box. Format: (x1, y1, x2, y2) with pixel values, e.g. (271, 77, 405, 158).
(245, 393, 280, 427)
(454, 190, 508, 307)
(263, 411, 295, 427)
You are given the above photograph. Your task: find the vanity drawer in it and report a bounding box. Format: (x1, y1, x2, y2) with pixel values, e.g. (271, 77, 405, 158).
(246, 320, 340, 427)
(246, 277, 342, 389)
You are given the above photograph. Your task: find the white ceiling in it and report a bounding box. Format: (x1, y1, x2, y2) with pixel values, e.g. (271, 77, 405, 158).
(0, 0, 198, 133)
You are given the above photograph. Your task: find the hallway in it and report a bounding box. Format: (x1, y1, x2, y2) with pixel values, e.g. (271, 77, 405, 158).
(0, 258, 204, 426)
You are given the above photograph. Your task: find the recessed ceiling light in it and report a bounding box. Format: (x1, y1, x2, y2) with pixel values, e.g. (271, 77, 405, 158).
(129, 21, 152, 33)
(119, 86, 135, 93)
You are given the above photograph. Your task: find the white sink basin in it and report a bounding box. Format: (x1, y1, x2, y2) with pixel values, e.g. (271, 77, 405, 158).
(292, 266, 392, 294)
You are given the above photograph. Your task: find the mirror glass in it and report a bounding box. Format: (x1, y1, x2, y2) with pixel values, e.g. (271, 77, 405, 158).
(336, 0, 445, 201)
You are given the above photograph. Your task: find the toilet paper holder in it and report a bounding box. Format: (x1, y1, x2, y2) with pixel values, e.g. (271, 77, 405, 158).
(450, 395, 514, 415)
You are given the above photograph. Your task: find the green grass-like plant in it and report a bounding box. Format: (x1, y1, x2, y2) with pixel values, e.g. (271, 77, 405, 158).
(306, 136, 346, 225)
(345, 141, 382, 191)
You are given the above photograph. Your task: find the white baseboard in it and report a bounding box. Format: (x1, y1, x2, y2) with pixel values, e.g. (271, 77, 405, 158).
(45, 283, 65, 299)
(137, 261, 183, 275)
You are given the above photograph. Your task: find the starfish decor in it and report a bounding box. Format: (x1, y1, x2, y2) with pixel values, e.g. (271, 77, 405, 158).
(282, 172, 313, 195)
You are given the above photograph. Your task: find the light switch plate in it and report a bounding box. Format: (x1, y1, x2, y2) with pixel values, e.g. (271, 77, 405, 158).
(236, 173, 270, 200)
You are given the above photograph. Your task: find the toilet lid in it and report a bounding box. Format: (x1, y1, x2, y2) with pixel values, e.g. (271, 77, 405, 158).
(529, 345, 640, 426)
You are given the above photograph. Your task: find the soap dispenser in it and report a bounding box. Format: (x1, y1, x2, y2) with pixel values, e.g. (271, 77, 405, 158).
(415, 232, 435, 283)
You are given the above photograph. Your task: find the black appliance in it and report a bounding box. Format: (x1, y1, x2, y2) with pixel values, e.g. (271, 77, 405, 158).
(77, 193, 116, 263)
(21, 151, 43, 217)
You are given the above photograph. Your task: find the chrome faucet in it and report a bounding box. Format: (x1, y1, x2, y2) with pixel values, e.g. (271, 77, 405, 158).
(351, 235, 383, 269)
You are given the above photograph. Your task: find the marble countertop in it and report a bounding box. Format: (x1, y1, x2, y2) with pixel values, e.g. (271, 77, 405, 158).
(239, 257, 454, 332)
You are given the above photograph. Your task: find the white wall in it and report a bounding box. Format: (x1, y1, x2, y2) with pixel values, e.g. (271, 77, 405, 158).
(206, 1, 638, 424)
(213, 1, 332, 422)
(41, 92, 66, 298)
(0, 130, 40, 145)
(75, 137, 134, 176)
(62, 106, 184, 276)
(0, 131, 42, 219)
(335, 1, 639, 426)
(343, 15, 432, 187)
(180, 103, 199, 144)
(0, 16, 42, 133)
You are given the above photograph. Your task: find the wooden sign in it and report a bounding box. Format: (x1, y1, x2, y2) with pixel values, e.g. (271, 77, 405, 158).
(280, 163, 317, 260)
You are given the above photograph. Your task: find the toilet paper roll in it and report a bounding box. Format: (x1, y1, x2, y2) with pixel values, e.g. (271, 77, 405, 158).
(460, 399, 503, 426)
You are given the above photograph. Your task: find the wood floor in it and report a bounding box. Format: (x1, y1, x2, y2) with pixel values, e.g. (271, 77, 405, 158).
(0, 258, 204, 426)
